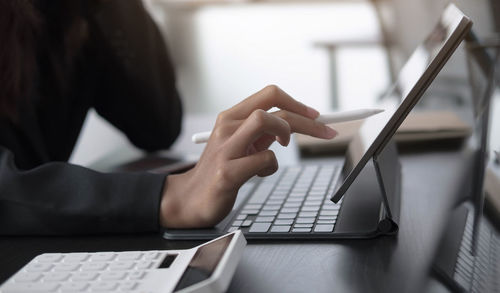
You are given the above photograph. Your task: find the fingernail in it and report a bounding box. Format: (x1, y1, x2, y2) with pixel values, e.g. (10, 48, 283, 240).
(325, 126, 338, 138)
(307, 107, 320, 119)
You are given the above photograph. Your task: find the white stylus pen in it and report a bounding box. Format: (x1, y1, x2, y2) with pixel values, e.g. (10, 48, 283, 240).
(191, 108, 384, 144)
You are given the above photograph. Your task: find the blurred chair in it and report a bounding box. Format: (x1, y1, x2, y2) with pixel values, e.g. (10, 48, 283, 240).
(313, 0, 420, 109)
(315, 0, 497, 109)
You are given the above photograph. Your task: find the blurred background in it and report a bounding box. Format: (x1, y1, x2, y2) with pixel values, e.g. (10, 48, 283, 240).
(69, 0, 499, 166)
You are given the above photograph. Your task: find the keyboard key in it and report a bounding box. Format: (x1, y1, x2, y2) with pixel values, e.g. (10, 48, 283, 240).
(322, 204, 340, 210)
(301, 206, 320, 212)
(72, 272, 98, 281)
(14, 273, 42, 282)
(310, 191, 327, 197)
(259, 210, 278, 217)
(244, 204, 262, 210)
(60, 282, 88, 292)
(43, 272, 70, 282)
(128, 271, 146, 280)
(281, 208, 299, 213)
(136, 261, 153, 270)
(101, 271, 127, 280)
(296, 218, 315, 224)
(268, 195, 286, 200)
(277, 213, 296, 219)
(241, 209, 260, 215)
(271, 190, 288, 196)
(274, 219, 294, 225)
(262, 205, 281, 211)
(283, 202, 301, 208)
(314, 225, 334, 233)
(286, 197, 304, 203)
(25, 263, 53, 272)
(90, 282, 118, 291)
(303, 200, 322, 206)
(232, 220, 243, 226)
(310, 187, 327, 193)
(236, 214, 247, 220)
(117, 252, 142, 261)
(318, 216, 336, 220)
(298, 212, 317, 218)
(241, 220, 253, 227)
(270, 225, 291, 233)
(292, 228, 311, 233)
(3, 282, 59, 292)
(36, 254, 63, 263)
(248, 183, 273, 204)
(109, 261, 134, 271)
(457, 252, 474, 268)
(228, 227, 239, 233)
(317, 220, 336, 225)
(63, 253, 89, 262)
(81, 262, 107, 271)
(249, 223, 271, 233)
(293, 223, 313, 228)
(255, 216, 274, 223)
(54, 263, 80, 272)
(143, 251, 159, 260)
(320, 210, 339, 216)
(306, 196, 324, 201)
(454, 273, 470, 290)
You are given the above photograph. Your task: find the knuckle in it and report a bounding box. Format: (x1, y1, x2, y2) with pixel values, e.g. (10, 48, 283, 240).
(216, 110, 230, 123)
(250, 109, 268, 127)
(212, 126, 227, 140)
(276, 110, 289, 122)
(264, 84, 280, 96)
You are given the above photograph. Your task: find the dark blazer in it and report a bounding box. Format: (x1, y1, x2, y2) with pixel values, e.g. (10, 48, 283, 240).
(0, 0, 182, 235)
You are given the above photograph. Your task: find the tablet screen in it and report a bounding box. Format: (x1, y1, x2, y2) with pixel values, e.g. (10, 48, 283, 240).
(331, 5, 472, 202)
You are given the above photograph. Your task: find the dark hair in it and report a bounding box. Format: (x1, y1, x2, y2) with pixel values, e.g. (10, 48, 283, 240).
(0, 0, 40, 121)
(0, 0, 89, 122)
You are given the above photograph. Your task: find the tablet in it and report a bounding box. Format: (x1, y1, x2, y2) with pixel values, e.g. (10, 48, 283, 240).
(331, 4, 473, 202)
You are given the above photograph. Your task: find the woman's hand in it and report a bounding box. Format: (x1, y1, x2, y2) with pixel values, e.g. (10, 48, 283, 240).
(159, 85, 337, 228)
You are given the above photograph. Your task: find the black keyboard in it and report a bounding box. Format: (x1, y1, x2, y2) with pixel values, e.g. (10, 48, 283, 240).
(453, 209, 500, 292)
(227, 164, 343, 236)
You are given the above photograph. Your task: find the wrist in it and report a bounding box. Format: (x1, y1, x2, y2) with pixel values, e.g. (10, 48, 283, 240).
(159, 174, 183, 228)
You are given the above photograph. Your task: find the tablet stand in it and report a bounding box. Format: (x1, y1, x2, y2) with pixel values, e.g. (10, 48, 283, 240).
(373, 140, 402, 234)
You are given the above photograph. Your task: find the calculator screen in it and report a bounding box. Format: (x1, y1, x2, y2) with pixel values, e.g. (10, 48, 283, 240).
(174, 233, 234, 291)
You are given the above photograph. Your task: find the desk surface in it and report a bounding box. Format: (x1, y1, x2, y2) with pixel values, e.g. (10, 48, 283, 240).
(0, 115, 474, 293)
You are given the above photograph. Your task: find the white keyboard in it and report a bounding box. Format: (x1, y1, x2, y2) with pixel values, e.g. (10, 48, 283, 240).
(0, 231, 247, 293)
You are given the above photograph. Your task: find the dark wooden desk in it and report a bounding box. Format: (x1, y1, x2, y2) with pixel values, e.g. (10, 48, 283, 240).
(0, 115, 476, 292)
(0, 146, 474, 293)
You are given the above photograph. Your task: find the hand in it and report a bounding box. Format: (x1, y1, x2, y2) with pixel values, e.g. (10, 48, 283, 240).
(159, 85, 337, 228)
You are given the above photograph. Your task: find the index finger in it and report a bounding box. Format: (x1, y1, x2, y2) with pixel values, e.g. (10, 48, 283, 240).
(226, 85, 319, 120)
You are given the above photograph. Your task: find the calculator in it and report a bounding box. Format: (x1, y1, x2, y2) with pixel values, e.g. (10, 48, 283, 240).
(0, 231, 246, 293)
